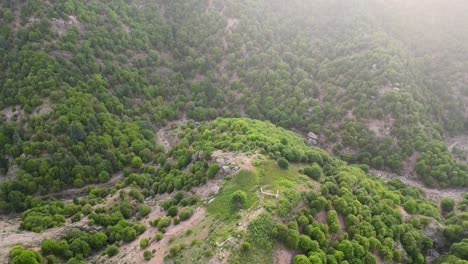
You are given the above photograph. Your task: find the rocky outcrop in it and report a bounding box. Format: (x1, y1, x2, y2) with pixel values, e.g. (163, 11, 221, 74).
(307, 132, 319, 145)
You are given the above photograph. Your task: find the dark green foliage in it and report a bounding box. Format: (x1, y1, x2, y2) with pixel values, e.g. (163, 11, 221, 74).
(143, 249, 152, 260)
(167, 206, 178, 217)
(121, 226, 137, 242)
(277, 158, 289, 169)
(240, 242, 251, 252)
(179, 208, 193, 221)
(441, 198, 455, 213)
(207, 163, 220, 178)
(303, 163, 322, 180)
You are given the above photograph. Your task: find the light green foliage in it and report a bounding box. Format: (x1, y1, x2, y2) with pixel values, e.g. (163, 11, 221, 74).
(143, 249, 153, 260)
(246, 213, 275, 251)
(10, 245, 42, 264)
(105, 245, 119, 257)
(293, 255, 311, 264)
(157, 217, 171, 230)
(140, 238, 150, 248)
(138, 204, 151, 217)
(232, 190, 247, 207)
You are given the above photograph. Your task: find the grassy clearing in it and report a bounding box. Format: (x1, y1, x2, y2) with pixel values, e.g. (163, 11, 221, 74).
(207, 170, 259, 219)
(257, 159, 312, 191)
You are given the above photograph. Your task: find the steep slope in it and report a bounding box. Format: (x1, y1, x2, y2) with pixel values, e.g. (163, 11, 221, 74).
(0, 0, 466, 197)
(1, 118, 466, 263)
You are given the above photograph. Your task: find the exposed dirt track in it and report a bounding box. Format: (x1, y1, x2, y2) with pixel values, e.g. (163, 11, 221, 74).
(370, 169, 467, 202)
(274, 244, 294, 264)
(156, 116, 188, 152)
(38, 172, 124, 200)
(446, 134, 468, 152)
(0, 215, 87, 260)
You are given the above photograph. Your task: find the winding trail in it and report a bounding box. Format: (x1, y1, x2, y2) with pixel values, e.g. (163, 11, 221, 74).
(38, 172, 124, 200)
(370, 169, 467, 202)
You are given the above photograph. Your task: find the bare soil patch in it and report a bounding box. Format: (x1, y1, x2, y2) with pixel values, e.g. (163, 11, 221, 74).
(211, 150, 257, 171)
(273, 244, 294, 264)
(368, 118, 393, 137)
(51, 15, 83, 35)
(315, 209, 327, 223)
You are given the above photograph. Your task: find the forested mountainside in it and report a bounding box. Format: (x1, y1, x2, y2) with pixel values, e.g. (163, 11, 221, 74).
(0, 0, 467, 263)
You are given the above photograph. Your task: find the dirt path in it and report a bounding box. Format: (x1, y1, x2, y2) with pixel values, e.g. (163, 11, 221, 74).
(446, 134, 468, 152)
(370, 169, 467, 202)
(274, 244, 294, 264)
(156, 116, 188, 152)
(149, 207, 206, 264)
(0, 216, 87, 260)
(38, 172, 124, 200)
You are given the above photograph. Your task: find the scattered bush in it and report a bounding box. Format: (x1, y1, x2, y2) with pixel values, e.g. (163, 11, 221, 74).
(277, 158, 289, 169)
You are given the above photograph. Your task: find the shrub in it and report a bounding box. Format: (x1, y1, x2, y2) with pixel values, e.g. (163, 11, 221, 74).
(131, 157, 143, 168)
(167, 206, 178, 217)
(441, 198, 455, 213)
(179, 208, 193, 221)
(138, 204, 151, 217)
(157, 217, 171, 230)
(143, 249, 152, 260)
(155, 232, 163, 241)
(292, 255, 311, 264)
(121, 226, 137, 242)
(140, 238, 150, 248)
(240, 242, 251, 252)
(232, 190, 247, 207)
(303, 163, 322, 180)
(207, 164, 220, 178)
(277, 157, 289, 169)
(105, 245, 119, 257)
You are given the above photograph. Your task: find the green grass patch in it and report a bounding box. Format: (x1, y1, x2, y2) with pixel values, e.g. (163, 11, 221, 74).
(257, 160, 304, 191)
(207, 170, 259, 219)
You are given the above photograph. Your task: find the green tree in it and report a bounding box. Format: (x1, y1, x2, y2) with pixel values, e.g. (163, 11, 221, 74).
(232, 190, 247, 207)
(131, 157, 143, 168)
(293, 254, 311, 264)
(277, 157, 289, 169)
(167, 206, 178, 217)
(105, 245, 119, 257)
(304, 163, 322, 180)
(285, 229, 300, 249)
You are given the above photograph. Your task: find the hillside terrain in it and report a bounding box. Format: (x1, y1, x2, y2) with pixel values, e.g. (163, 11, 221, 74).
(0, 0, 467, 263)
